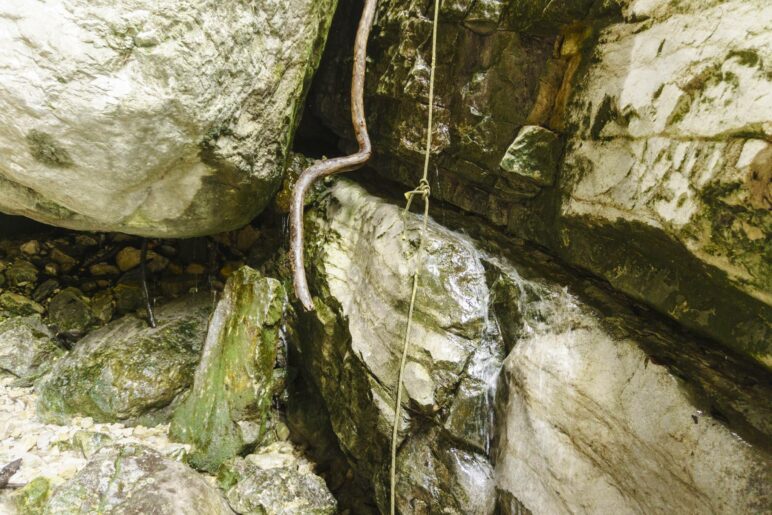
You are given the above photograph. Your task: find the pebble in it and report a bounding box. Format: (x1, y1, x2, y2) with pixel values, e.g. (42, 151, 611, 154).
(20, 240, 40, 256)
(116, 247, 142, 271)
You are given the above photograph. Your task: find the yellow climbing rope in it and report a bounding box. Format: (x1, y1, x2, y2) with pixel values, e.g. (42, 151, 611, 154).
(390, 0, 441, 513)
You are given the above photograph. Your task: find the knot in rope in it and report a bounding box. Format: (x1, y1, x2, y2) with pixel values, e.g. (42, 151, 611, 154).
(404, 178, 431, 201)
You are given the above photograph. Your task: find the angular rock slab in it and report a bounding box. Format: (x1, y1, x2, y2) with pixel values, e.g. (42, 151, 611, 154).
(43, 444, 233, 514)
(36, 294, 212, 424)
(0, 315, 63, 385)
(217, 442, 337, 515)
(302, 180, 504, 513)
(491, 265, 772, 513)
(170, 267, 286, 472)
(559, 0, 772, 365)
(0, 0, 336, 237)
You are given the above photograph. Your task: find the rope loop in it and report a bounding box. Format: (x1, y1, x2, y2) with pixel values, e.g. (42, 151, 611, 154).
(401, 178, 431, 244)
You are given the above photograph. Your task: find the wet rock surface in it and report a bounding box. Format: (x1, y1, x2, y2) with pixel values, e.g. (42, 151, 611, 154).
(36, 295, 212, 425)
(309, 0, 772, 366)
(556, 0, 772, 365)
(299, 179, 772, 514)
(0, 0, 337, 237)
(170, 268, 287, 472)
(301, 180, 502, 513)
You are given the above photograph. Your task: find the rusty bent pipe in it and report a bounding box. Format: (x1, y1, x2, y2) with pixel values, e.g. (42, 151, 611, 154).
(289, 0, 378, 312)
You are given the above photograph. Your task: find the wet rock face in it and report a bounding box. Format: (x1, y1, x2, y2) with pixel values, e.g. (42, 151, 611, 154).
(302, 180, 503, 513)
(36, 294, 212, 425)
(299, 179, 772, 514)
(43, 444, 233, 514)
(312, 0, 566, 197)
(311, 0, 772, 366)
(494, 278, 772, 513)
(0, 0, 336, 237)
(170, 267, 287, 472)
(217, 442, 337, 515)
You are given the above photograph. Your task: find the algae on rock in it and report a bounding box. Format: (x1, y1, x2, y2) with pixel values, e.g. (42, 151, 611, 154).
(36, 294, 212, 425)
(169, 267, 286, 472)
(42, 444, 233, 514)
(0, 315, 63, 385)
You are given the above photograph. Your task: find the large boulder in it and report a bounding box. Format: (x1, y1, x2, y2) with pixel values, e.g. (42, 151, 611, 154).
(310, 0, 772, 366)
(492, 267, 772, 514)
(170, 267, 286, 472)
(296, 179, 772, 513)
(557, 0, 772, 365)
(300, 180, 503, 513)
(36, 294, 212, 424)
(43, 444, 233, 514)
(0, 0, 336, 237)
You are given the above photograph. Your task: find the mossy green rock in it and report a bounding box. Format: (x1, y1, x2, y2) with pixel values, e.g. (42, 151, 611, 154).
(0, 315, 63, 385)
(42, 444, 232, 514)
(6, 259, 38, 288)
(36, 294, 212, 424)
(47, 287, 93, 335)
(169, 267, 286, 472)
(0, 292, 44, 318)
(12, 477, 51, 515)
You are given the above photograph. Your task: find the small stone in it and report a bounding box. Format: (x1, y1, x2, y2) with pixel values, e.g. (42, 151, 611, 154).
(0, 315, 62, 384)
(89, 262, 120, 276)
(155, 244, 178, 258)
(90, 290, 115, 324)
(0, 292, 45, 317)
(6, 259, 38, 288)
(236, 225, 260, 252)
(217, 446, 337, 515)
(44, 262, 59, 276)
(74, 235, 99, 246)
(219, 261, 243, 279)
(50, 248, 78, 272)
(116, 247, 142, 271)
(71, 430, 112, 458)
(37, 433, 51, 451)
(146, 251, 169, 273)
(48, 287, 93, 335)
(32, 279, 60, 302)
(113, 283, 144, 314)
(499, 125, 561, 187)
(402, 361, 435, 410)
(10, 477, 51, 514)
(20, 240, 40, 256)
(185, 263, 207, 275)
